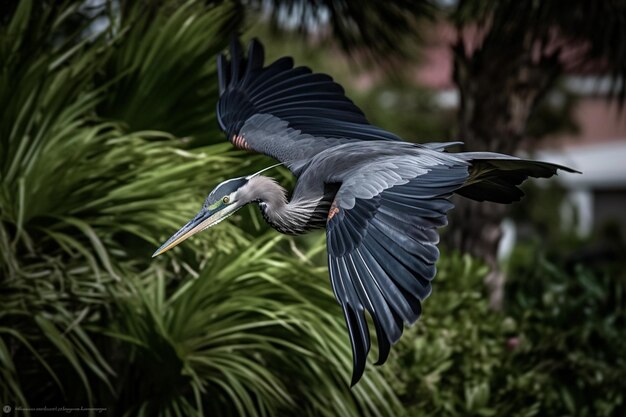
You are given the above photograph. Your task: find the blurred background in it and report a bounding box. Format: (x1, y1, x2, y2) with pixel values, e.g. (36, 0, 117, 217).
(1, 0, 625, 416)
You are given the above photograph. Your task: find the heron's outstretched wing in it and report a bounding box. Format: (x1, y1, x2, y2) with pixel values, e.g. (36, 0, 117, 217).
(325, 159, 469, 385)
(217, 38, 401, 164)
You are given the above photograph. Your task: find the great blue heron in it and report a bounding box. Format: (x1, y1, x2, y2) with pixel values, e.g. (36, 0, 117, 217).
(153, 39, 578, 385)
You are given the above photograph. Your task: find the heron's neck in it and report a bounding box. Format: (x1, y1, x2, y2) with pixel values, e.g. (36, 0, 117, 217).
(246, 176, 324, 235)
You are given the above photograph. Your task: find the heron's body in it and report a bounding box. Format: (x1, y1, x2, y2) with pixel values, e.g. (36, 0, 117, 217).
(247, 141, 465, 234)
(153, 39, 579, 385)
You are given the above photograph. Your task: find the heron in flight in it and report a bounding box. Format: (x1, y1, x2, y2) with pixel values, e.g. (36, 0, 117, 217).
(153, 39, 577, 385)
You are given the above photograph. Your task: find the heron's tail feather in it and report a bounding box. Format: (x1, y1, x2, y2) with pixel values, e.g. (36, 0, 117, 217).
(455, 153, 580, 204)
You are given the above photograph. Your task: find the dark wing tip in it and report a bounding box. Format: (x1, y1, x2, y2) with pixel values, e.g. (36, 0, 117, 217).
(558, 165, 582, 174)
(229, 36, 244, 84)
(531, 161, 581, 177)
(372, 317, 392, 366)
(243, 38, 265, 82)
(248, 37, 264, 60)
(217, 53, 230, 95)
(343, 304, 369, 387)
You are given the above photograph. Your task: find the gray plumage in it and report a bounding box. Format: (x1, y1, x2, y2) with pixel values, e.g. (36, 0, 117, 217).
(154, 38, 580, 386)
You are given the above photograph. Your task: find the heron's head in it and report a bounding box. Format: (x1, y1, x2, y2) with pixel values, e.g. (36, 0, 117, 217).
(152, 176, 253, 257)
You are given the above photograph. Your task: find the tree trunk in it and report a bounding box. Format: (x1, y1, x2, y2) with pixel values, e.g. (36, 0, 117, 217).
(448, 31, 560, 309)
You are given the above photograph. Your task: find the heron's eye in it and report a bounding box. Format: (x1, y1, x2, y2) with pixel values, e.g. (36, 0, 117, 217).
(223, 196, 230, 204)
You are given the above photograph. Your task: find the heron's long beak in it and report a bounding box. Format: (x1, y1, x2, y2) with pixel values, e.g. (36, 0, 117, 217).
(152, 206, 231, 257)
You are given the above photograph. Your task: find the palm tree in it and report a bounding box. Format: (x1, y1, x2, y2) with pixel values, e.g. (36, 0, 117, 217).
(447, 0, 626, 307)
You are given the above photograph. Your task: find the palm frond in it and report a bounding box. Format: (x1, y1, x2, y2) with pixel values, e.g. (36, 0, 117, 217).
(109, 234, 401, 417)
(0, 1, 250, 408)
(254, 0, 435, 64)
(98, 0, 241, 146)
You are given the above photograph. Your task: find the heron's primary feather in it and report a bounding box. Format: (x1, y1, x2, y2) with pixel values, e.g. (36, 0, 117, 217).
(216, 38, 401, 158)
(319, 147, 469, 384)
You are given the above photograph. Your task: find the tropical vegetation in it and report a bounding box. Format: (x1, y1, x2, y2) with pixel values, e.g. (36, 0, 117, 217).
(1, 1, 624, 416)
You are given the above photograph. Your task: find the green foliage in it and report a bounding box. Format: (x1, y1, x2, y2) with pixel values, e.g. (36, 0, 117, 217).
(2, 0, 244, 408)
(2, 2, 624, 417)
(393, 249, 626, 417)
(0, 1, 399, 415)
(98, 1, 240, 147)
(393, 252, 506, 416)
(108, 235, 399, 417)
(503, 246, 626, 417)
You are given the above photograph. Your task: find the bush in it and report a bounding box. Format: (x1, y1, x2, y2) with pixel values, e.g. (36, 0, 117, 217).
(503, 246, 626, 417)
(393, 248, 626, 417)
(392, 252, 507, 416)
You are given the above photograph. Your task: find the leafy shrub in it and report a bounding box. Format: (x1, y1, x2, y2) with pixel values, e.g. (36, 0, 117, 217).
(393, 248, 626, 417)
(392, 252, 507, 417)
(503, 246, 626, 417)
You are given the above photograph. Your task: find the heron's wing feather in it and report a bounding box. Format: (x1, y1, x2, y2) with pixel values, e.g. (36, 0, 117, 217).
(421, 141, 464, 151)
(326, 161, 469, 385)
(455, 154, 580, 203)
(217, 39, 401, 160)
